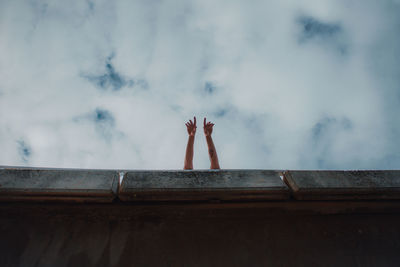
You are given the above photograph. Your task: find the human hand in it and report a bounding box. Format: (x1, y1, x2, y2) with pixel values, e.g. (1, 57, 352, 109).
(185, 116, 197, 136)
(203, 118, 214, 137)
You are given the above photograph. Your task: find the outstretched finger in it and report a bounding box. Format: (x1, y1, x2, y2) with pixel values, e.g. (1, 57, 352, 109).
(204, 117, 207, 127)
(194, 116, 196, 126)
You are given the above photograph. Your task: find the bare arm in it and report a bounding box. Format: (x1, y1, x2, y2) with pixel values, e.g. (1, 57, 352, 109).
(184, 117, 197, 170)
(204, 118, 220, 169)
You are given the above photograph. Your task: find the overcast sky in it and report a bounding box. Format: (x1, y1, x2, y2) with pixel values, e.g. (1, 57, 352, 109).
(1, 0, 400, 170)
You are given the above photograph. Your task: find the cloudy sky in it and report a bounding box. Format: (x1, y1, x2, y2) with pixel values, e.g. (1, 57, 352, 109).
(1, 0, 400, 170)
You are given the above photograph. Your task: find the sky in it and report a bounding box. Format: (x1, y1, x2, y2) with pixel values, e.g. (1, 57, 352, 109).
(1, 0, 400, 170)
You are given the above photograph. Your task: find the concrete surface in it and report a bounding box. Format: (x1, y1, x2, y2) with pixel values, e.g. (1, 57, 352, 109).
(283, 170, 400, 200)
(120, 170, 289, 201)
(1, 202, 400, 267)
(0, 167, 119, 202)
(1, 167, 400, 266)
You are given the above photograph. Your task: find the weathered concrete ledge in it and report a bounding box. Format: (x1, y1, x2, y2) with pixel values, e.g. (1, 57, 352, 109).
(119, 170, 289, 201)
(0, 167, 119, 203)
(2, 167, 400, 203)
(283, 170, 400, 200)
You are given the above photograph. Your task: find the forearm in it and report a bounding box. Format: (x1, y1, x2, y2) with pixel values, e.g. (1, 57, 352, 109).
(184, 136, 195, 169)
(206, 136, 220, 169)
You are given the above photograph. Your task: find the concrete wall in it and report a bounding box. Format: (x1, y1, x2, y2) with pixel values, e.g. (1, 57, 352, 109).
(1, 167, 400, 267)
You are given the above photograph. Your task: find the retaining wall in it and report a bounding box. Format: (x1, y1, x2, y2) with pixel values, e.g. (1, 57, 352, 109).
(1, 166, 400, 266)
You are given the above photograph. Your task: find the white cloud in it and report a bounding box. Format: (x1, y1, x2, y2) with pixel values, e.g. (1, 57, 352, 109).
(1, 0, 400, 170)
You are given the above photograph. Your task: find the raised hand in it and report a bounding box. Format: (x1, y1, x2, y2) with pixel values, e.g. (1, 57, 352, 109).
(203, 117, 220, 169)
(184, 116, 196, 169)
(185, 116, 197, 136)
(203, 117, 214, 137)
